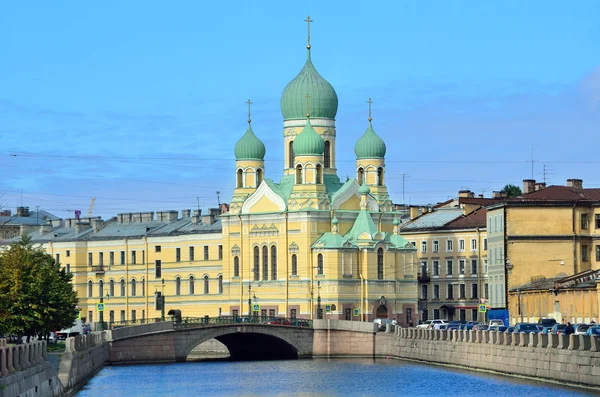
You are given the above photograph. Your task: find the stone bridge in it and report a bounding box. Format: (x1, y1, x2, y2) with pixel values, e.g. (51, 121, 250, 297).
(107, 319, 378, 363)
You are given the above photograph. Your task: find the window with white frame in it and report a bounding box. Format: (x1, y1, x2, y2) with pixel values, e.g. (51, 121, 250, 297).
(459, 239, 465, 252)
(459, 259, 465, 275)
(433, 240, 439, 253)
(421, 241, 427, 253)
(432, 260, 439, 276)
(470, 238, 477, 251)
(446, 240, 453, 252)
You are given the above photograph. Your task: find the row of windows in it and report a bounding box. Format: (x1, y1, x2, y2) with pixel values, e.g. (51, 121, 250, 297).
(86, 245, 223, 267)
(289, 141, 332, 169)
(422, 259, 487, 276)
(580, 214, 600, 230)
(233, 251, 327, 279)
(421, 283, 489, 300)
(87, 309, 145, 324)
(423, 308, 480, 323)
(87, 275, 224, 297)
(488, 214, 504, 234)
(414, 238, 487, 254)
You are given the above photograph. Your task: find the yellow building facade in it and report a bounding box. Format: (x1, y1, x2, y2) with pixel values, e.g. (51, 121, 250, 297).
(17, 31, 419, 327)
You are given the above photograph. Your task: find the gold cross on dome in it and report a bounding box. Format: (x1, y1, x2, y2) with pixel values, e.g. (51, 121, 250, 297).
(367, 97, 373, 121)
(305, 16, 313, 49)
(246, 99, 252, 123)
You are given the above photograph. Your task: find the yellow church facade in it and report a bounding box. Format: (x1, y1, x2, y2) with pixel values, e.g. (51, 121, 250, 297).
(15, 25, 419, 328)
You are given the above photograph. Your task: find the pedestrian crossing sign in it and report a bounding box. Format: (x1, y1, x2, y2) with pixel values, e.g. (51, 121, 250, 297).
(325, 305, 332, 312)
(353, 308, 359, 316)
(478, 304, 487, 313)
(97, 303, 105, 312)
(253, 304, 260, 312)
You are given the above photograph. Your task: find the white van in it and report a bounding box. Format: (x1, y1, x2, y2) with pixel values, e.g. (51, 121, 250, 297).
(56, 319, 84, 339)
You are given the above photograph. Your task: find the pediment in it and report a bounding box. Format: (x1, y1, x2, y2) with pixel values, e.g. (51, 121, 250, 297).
(332, 180, 379, 211)
(241, 181, 286, 214)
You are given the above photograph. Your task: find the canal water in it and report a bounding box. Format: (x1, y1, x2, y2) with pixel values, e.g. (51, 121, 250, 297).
(75, 359, 594, 396)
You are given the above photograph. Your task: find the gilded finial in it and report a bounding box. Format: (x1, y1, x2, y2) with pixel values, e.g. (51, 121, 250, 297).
(305, 16, 313, 50)
(367, 97, 373, 122)
(246, 99, 252, 123)
(305, 93, 311, 118)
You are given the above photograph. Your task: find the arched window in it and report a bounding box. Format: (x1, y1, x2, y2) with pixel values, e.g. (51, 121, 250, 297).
(324, 141, 331, 168)
(271, 246, 277, 280)
(257, 168, 263, 187)
(316, 164, 322, 184)
(189, 276, 195, 295)
(289, 141, 295, 169)
(109, 279, 115, 297)
(131, 279, 137, 297)
(120, 279, 125, 297)
(236, 169, 243, 188)
(218, 275, 223, 294)
(357, 167, 364, 185)
(88, 280, 93, 297)
(291, 254, 298, 276)
(234, 256, 240, 277)
(98, 280, 104, 297)
(262, 246, 269, 280)
(377, 248, 384, 280)
(253, 247, 260, 281)
(296, 164, 303, 184)
(175, 277, 181, 295)
(378, 167, 384, 186)
(317, 254, 324, 275)
(140, 278, 145, 296)
(203, 275, 209, 295)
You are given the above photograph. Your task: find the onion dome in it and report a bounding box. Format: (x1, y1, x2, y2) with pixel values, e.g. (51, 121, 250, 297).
(293, 118, 324, 156)
(332, 216, 339, 225)
(234, 122, 266, 161)
(354, 121, 387, 159)
(358, 183, 371, 195)
(393, 217, 400, 226)
(281, 50, 338, 120)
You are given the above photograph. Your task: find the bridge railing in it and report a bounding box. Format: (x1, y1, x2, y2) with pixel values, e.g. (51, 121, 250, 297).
(106, 318, 162, 330)
(173, 316, 312, 330)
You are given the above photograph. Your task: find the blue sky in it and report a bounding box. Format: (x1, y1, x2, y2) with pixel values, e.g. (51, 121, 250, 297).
(1, 1, 599, 219)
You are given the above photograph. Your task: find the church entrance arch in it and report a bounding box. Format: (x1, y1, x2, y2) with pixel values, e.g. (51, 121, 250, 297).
(376, 305, 388, 319)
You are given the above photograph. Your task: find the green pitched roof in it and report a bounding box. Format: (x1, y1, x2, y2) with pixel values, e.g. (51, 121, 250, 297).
(312, 232, 353, 249)
(280, 49, 338, 121)
(234, 122, 266, 160)
(293, 118, 324, 156)
(354, 121, 386, 159)
(344, 209, 379, 242)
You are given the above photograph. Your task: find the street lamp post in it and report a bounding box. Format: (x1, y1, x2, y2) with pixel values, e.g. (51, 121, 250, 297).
(161, 278, 165, 321)
(248, 284, 252, 317)
(317, 281, 322, 320)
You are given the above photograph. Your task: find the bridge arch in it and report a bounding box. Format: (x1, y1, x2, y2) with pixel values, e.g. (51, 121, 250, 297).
(177, 324, 312, 361)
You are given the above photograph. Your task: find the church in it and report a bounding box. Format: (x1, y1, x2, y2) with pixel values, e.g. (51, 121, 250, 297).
(9, 19, 418, 327)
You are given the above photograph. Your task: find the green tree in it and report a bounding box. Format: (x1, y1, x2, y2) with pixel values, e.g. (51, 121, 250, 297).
(0, 236, 78, 341)
(500, 184, 522, 197)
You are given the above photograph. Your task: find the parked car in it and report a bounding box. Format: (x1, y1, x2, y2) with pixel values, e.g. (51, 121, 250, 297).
(513, 323, 540, 334)
(416, 320, 432, 329)
(449, 320, 466, 326)
(550, 324, 567, 335)
(488, 319, 505, 327)
(472, 324, 489, 331)
(540, 327, 552, 335)
(573, 324, 592, 335)
(585, 326, 600, 336)
(537, 318, 557, 328)
(506, 326, 515, 333)
(267, 318, 292, 326)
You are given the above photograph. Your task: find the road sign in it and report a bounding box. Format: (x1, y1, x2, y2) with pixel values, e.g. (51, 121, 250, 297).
(478, 304, 487, 313)
(353, 308, 359, 317)
(325, 305, 331, 312)
(77, 310, 81, 319)
(97, 303, 105, 312)
(252, 304, 260, 312)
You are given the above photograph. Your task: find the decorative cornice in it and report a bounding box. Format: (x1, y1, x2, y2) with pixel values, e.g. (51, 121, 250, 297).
(241, 180, 286, 214)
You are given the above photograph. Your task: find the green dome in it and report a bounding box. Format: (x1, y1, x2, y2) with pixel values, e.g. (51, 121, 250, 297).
(393, 217, 400, 226)
(281, 50, 338, 120)
(358, 183, 371, 195)
(332, 216, 339, 225)
(293, 118, 324, 156)
(354, 121, 387, 159)
(234, 122, 266, 160)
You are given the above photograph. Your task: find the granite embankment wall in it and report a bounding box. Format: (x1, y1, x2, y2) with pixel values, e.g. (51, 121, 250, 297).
(372, 327, 600, 388)
(0, 338, 62, 397)
(0, 332, 109, 397)
(57, 333, 109, 396)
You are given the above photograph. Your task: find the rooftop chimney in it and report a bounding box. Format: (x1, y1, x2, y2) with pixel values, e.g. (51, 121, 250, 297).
(534, 182, 546, 191)
(202, 213, 216, 225)
(567, 179, 583, 189)
(492, 191, 507, 199)
(51, 219, 64, 228)
(410, 207, 419, 221)
(458, 190, 474, 198)
(92, 219, 105, 233)
(182, 209, 191, 217)
(117, 213, 132, 224)
(140, 212, 154, 223)
(522, 179, 536, 194)
(478, 194, 484, 199)
(20, 224, 37, 236)
(39, 223, 53, 236)
(16, 207, 30, 217)
(157, 210, 178, 223)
